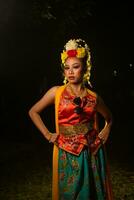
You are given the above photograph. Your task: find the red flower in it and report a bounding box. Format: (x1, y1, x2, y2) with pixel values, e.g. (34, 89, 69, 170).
(67, 50, 77, 57)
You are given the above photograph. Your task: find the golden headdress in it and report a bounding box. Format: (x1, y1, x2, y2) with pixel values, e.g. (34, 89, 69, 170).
(61, 38, 92, 86)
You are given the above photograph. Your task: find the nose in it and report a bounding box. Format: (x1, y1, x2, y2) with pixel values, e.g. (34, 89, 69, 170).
(69, 69, 74, 74)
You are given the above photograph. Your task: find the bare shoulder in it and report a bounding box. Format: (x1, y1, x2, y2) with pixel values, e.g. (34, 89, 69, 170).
(43, 85, 61, 100)
(86, 88, 97, 98)
(86, 88, 105, 103)
(46, 85, 60, 95)
(29, 86, 60, 113)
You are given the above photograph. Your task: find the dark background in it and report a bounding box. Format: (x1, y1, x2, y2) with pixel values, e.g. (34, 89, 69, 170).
(0, 0, 133, 163)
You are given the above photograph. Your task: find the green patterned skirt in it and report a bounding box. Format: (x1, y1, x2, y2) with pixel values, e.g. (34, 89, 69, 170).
(58, 147, 109, 200)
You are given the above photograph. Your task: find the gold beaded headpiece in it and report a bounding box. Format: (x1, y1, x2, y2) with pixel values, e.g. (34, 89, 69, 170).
(61, 38, 92, 86)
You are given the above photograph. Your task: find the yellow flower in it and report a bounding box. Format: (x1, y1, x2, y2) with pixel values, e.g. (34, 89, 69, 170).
(77, 47, 86, 58)
(61, 51, 68, 64)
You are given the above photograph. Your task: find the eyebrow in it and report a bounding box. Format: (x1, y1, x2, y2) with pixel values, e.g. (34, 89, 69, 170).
(65, 63, 81, 66)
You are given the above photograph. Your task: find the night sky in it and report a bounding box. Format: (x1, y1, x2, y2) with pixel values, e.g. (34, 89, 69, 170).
(0, 1, 133, 161)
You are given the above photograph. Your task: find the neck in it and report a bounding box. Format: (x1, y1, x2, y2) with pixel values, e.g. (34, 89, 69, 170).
(67, 83, 86, 97)
(69, 82, 83, 90)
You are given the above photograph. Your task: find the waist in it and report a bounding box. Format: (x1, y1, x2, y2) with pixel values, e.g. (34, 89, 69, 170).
(59, 122, 94, 136)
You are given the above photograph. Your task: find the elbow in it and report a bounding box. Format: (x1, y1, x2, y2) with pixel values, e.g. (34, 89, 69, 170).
(28, 109, 32, 118)
(108, 114, 113, 127)
(28, 107, 40, 119)
(106, 112, 113, 126)
(28, 108, 35, 119)
(110, 118, 113, 126)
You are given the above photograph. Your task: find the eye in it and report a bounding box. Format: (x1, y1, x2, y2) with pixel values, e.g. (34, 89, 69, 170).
(73, 65, 80, 69)
(64, 66, 69, 70)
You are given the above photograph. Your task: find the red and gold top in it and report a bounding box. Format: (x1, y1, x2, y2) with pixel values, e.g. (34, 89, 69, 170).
(56, 87, 101, 155)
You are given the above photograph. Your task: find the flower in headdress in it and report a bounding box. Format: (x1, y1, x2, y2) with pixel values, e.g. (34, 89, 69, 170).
(67, 50, 77, 57)
(61, 39, 90, 65)
(77, 47, 86, 58)
(65, 39, 78, 51)
(61, 51, 68, 64)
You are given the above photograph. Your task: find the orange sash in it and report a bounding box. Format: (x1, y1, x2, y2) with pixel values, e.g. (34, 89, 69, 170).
(52, 85, 65, 200)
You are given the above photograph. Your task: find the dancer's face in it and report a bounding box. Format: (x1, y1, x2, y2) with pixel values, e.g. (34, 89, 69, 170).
(64, 57, 84, 84)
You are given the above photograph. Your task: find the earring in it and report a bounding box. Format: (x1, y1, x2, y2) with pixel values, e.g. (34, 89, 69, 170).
(63, 77, 68, 84)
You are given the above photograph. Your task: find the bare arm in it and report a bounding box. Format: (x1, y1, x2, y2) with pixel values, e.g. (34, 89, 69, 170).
(28, 86, 59, 142)
(96, 95, 113, 144)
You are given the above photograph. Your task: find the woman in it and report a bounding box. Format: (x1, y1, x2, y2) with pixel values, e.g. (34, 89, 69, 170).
(29, 39, 113, 200)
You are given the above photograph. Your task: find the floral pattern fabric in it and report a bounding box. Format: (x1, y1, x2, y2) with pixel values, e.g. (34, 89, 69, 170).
(58, 147, 107, 200)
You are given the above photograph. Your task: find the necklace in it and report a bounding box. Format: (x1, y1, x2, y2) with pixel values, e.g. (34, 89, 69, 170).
(67, 84, 86, 114)
(68, 84, 86, 98)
